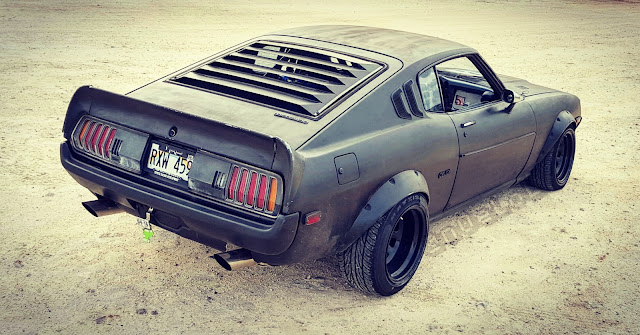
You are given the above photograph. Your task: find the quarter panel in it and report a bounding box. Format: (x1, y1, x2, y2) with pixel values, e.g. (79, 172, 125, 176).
(520, 92, 581, 177)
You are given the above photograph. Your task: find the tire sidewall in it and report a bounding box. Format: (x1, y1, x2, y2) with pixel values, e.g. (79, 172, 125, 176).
(371, 194, 429, 296)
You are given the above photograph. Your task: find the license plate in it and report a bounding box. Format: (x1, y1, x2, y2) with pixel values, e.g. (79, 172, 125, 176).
(147, 142, 193, 183)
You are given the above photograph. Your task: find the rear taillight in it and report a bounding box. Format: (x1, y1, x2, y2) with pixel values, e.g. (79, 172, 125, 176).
(190, 152, 283, 216)
(70, 115, 148, 173)
(226, 164, 282, 214)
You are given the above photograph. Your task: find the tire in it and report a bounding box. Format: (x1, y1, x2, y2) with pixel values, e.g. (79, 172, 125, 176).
(529, 127, 576, 190)
(338, 194, 429, 296)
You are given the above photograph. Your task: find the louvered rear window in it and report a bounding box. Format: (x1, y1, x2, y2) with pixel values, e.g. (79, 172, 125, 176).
(167, 41, 384, 118)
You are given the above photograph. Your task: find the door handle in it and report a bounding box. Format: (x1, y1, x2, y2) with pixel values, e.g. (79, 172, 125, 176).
(461, 120, 476, 128)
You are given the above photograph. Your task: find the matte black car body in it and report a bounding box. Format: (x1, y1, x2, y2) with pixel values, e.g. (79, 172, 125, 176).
(61, 26, 580, 270)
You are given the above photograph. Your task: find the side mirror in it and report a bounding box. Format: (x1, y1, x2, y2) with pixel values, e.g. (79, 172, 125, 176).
(481, 91, 495, 102)
(501, 89, 523, 104)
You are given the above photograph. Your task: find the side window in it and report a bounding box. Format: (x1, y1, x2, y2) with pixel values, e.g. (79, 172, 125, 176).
(417, 67, 444, 112)
(435, 56, 498, 112)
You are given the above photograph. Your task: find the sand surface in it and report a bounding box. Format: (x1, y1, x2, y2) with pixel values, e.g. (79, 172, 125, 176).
(1, 0, 639, 333)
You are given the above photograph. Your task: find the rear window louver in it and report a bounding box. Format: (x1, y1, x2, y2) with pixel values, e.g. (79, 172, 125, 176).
(168, 41, 384, 118)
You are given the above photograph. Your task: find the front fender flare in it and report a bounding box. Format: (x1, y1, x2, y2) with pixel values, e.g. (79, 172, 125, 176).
(536, 110, 576, 164)
(336, 170, 430, 252)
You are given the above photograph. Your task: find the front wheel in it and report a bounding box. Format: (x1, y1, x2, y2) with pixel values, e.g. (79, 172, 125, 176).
(338, 194, 429, 296)
(529, 127, 576, 190)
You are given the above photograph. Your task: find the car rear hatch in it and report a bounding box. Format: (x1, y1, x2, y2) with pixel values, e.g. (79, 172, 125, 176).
(125, 36, 397, 150)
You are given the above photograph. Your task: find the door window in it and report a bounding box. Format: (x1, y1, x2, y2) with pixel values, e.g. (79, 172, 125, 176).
(434, 56, 499, 112)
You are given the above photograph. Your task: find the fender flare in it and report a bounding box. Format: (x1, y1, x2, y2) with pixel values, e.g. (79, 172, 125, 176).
(336, 170, 430, 252)
(535, 110, 576, 164)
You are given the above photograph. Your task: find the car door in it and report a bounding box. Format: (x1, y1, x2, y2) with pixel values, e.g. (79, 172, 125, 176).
(436, 55, 536, 208)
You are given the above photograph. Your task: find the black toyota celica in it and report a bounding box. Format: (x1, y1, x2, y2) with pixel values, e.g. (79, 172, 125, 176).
(61, 25, 581, 296)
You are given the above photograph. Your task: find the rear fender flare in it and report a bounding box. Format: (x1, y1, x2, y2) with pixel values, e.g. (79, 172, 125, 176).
(536, 110, 576, 164)
(336, 170, 430, 252)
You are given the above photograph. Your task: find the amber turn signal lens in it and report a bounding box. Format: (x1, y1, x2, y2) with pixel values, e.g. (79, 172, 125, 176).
(77, 120, 90, 147)
(267, 177, 277, 212)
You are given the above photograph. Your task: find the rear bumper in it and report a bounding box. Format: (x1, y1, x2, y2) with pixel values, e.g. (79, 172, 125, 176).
(60, 142, 299, 256)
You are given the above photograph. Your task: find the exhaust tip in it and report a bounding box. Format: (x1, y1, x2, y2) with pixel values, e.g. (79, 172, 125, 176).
(212, 249, 257, 271)
(82, 199, 124, 217)
(82, 202, 100, 217)
(213, 254, 233, 271)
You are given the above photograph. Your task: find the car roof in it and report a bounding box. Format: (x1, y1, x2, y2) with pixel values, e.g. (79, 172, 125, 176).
(269, 25, 476, 65)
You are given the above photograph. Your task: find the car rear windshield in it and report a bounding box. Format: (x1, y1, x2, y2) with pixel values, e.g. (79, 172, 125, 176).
(168, 40, 384, 119)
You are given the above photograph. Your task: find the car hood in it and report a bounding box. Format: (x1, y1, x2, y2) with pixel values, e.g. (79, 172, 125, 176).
(498, 74, 558, 97)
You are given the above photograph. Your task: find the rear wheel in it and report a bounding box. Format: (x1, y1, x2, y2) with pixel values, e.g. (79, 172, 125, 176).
(338, 194, 428, 296)
(530, 127, 576, 190)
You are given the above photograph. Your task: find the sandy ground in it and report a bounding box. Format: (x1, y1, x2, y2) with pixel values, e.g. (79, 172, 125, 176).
(1, 0, 640, 333)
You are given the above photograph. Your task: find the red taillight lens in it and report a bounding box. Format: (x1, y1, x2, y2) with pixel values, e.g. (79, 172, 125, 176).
(237, 169, 248, 203)
(247, 172, 258, 206)
(90, 124, 103, 153)
(256, 175, 267, 209)
(97, 126, 110, 156)
(105, 128, 117, 158)
(227, 166, 239, 200)
(83, 122, 96, 148)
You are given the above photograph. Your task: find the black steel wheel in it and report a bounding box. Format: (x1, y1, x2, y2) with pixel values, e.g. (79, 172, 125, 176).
(338, 194, 429, 296)
(385, 207, 423, 284)
(530, 127, 576, 190)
